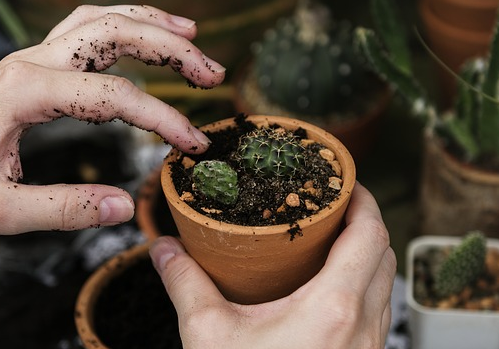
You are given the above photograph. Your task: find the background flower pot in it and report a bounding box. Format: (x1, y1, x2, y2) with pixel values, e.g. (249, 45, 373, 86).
(419, 0, 496, 107)
(233, 63, 391, 162)
(406, 235, 499, 349)
(419, 133, 499, 238)
(161, 115, 356, 304)
(75, 243, 181, 349)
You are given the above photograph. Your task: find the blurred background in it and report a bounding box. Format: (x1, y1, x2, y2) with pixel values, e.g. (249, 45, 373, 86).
(0, 0, 451, 348)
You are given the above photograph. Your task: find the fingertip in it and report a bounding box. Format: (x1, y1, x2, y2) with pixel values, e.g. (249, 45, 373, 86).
(149, 236, 184, 272)
(98, 195, 134, 224)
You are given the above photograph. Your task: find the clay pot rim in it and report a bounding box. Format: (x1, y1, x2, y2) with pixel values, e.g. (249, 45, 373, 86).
(75, 243, 152, 349)
(136, 166, 163, 241)
(161, 115, 356, 236)
(426, 132, 499, 184)
(420, 0, 493, 44)
(429, 0, 499, 11)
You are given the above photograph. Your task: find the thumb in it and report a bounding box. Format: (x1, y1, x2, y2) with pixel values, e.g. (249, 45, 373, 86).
(149, 236, 225, 314)
(0, 182, 134, 234)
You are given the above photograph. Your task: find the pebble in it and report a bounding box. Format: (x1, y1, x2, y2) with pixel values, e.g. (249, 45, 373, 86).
(285, 193, 300, 207)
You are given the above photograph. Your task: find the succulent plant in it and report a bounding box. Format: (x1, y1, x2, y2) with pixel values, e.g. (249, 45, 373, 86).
(434, 231, 486, 298)
(237, 127, 304, 178)
(192, 160, 239, 205)
(250, 0, 372, 116)
(354, 0, 499, 166)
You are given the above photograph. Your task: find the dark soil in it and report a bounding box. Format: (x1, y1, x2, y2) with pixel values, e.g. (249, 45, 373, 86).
(94, 258, 182, 349)
(412, 246, 499, 311)
(170, 115, 342, 229)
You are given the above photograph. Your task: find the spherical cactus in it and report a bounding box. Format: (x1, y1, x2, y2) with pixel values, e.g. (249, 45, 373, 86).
(434, 231, 486, 298)
(237, 127, 304, 178)
(250, 1, 369, 115)
(192, 160, 239, 205)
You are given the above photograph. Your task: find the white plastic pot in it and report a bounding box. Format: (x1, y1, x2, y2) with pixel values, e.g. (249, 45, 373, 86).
(406, 235, 499, 349)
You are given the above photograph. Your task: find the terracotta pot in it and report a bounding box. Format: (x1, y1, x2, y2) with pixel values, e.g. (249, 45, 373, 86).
(233, 64, 391, 162)
(425, 0, 499, 33)
(419, 0, 494, 107)
(419, 133, 499, 238)
(161, 115, 356, 304)
(75, 243, 157, 349)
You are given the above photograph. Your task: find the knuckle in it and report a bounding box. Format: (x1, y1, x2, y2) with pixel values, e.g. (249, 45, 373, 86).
(109, 75, 137, 99)
(0, 61, 33, 84)
(364, 218, 390, 250)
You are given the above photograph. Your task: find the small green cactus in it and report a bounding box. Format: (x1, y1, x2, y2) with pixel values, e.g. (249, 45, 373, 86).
(237, 127, 304, 178)
(434, 231, 487, 298)
(192, 160, 239, 205)
(250, 0, 371, 116)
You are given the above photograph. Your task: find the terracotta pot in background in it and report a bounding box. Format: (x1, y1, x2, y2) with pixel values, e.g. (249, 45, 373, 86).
(161, 115, 356, 304)
(419, 0, 496, 107)
(75, 244, 164, 349)
(427, 0, 499, 32)
(419, 134, 499, 238)
(233, 65, 392, 162)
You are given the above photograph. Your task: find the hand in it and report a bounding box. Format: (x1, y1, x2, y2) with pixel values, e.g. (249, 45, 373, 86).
(150, 183, 397, 349)
(0, 5, 225, 235)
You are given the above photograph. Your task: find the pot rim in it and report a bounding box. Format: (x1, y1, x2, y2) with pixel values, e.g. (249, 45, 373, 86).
(425, 133, 499, 184)
(420, 0, 493, 43)
(406, 235, 499, 317)
(161, 115, 356, 236)
(75, 243, 152, 349)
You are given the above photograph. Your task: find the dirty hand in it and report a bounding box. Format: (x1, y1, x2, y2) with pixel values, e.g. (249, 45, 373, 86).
(150, 183, 397, 349)
(0, 5, 225, 235)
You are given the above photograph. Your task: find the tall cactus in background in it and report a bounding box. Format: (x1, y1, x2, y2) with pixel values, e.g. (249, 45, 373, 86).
(354, 0, 499, 164)
(251, 0, 372, 116)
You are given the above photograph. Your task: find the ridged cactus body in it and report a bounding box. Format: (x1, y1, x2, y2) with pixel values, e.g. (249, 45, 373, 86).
(237, 128, 304, 178)
(251, 1, 368, 115)
(435, 231, 486, 298)
(192, 160, 239, 205)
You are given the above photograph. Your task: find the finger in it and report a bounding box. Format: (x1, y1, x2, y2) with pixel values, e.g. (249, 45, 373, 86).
(0, 61, 210, 153)
(315, 183, 391, 295)
(364, 247, 397, 317)
(149, 236, 226, 316)
(9, 13, 225, 89)
(0, 182, 134, 234)
(44, 5, 197, 42)
(380, 301, 392, 346)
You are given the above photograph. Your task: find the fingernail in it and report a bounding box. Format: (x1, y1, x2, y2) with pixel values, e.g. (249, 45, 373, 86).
(99, 196, 134, 224)
(202, 54, 226, 73)
(192, 127, 211, 147)
(150, 238, 177, 270)
(170, 14, 196, 29)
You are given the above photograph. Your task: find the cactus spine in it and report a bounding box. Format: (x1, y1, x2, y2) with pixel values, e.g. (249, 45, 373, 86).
(237, 127, 304, 178)
(192, 160, 239, 205)
(434, 231, 486, 298)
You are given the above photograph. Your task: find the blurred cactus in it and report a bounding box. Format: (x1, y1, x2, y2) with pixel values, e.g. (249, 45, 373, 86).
(354, 0, 499, 165)
(250, 0, 372, 116)
(434, 231, 486, 298)
(237, 127, 304, 178)
(192, 160, 239, 205)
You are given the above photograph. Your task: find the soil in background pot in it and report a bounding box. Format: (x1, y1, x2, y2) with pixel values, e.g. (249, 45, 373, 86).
(93, 258, 181, 349)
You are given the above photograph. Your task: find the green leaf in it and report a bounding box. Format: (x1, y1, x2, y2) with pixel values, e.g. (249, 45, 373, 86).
(371, 0, 411, 75)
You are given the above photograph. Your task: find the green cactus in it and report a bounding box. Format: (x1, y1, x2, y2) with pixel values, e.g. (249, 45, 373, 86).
(237, 127, 304, 178)
(354, 0, 499, 164)
(250, 0, 372, 116)
(192, 160, 239, 206)
(434, 231, 486, 298)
